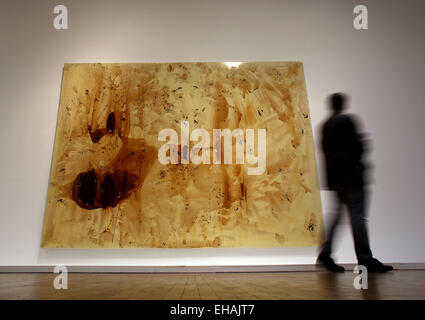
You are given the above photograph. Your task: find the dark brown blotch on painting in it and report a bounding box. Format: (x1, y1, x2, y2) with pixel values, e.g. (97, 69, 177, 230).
(88, 126, 106, 143)
(100, 173, 115, 208)
(106, 112, 116, 134)
(72, 169, 97, 209)
(70, 138, 157, 210)
(240, 182, 247, 200)
(88, 112, 116, 143)
(72, 169, 140, 210)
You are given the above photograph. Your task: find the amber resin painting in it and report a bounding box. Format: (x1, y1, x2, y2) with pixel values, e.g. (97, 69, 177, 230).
(41, 62, 323, 248)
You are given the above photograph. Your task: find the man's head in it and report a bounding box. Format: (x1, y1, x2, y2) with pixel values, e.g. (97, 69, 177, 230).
(328, 92, 347, 113)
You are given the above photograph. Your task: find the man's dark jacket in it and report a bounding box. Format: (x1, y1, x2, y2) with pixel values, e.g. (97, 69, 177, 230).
(321, 113, 365, 189)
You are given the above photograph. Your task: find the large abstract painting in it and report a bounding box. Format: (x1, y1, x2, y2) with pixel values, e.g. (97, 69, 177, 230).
(41, 62, 323, 248)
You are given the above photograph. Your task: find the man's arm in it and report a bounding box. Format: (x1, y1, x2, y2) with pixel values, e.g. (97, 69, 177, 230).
(346, 115, 364, 160)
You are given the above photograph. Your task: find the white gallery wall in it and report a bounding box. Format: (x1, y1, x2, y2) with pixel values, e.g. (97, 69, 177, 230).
(0, 0, 424, 266)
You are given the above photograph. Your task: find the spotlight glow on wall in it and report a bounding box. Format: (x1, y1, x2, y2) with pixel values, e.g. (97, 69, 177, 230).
(223, 62, 243, 68)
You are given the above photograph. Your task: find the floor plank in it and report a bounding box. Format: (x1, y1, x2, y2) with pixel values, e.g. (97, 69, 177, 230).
(0, 271, 423, 300)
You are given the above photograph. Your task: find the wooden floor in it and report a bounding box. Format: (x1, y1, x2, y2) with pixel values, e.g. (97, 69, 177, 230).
(0, 271, 424, 300)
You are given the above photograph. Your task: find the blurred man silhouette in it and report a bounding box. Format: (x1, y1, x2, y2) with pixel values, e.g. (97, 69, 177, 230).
(317, 93, 393, 273)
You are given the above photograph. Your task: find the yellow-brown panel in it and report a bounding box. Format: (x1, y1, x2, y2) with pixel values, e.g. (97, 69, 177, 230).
(41, 62, 323, 248)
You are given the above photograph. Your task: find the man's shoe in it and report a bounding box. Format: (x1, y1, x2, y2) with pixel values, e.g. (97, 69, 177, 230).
(358, 258, 393, 273)
(316, 253, 345, 272)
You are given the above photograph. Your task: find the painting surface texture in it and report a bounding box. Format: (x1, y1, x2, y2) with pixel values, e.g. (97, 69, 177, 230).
(42, 62, 323, 248)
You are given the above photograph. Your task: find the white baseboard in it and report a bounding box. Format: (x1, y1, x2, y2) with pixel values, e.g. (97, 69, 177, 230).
(0, 263, 424, 273)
